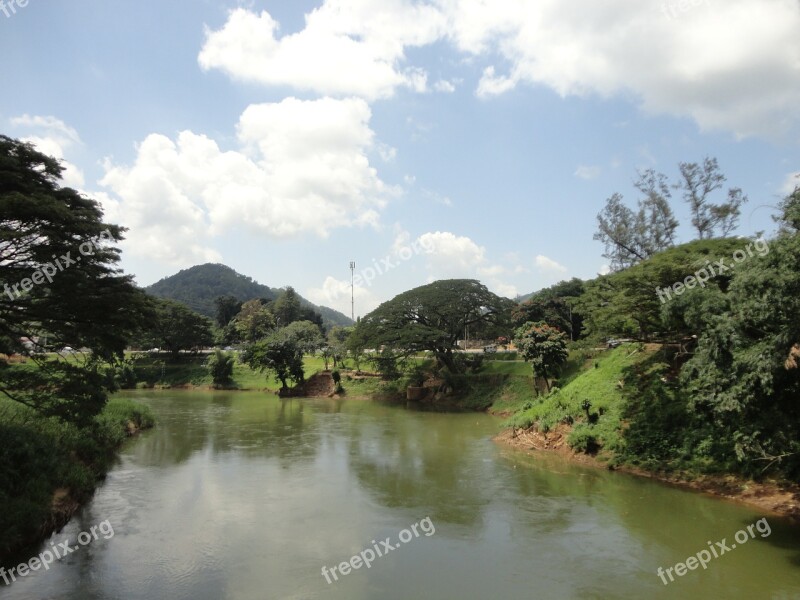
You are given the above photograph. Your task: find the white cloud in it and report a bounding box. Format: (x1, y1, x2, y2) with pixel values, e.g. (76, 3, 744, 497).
(781, 171, 800, 195)
(599, 264, 611, 276)
(493, 281, 519, 298)
(410, 230, 516, 297)
(198, 4, 445, 100)
(10, 114, 85, 188)
(307, 275, 380, 317)
(535, 254, 567, 274)
(574, 165, 601, 180)
(476, 66, 516, 98)
(197, 1, 800, 137)
(446, 0, 800, 138)
(417, 231, 485, 275)
(100, 97, 393, 265)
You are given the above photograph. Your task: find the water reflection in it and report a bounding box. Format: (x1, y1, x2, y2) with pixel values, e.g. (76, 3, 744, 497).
(0, 391, 798, 600)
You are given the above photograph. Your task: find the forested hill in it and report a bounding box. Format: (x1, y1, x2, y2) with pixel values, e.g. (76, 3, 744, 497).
(145, 263, 353, 327)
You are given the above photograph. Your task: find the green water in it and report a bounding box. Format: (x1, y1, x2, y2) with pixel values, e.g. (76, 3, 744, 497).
(2, 390, 799, 599)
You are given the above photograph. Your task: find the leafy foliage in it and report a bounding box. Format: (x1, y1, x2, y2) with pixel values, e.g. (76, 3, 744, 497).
(0, 135, 153, 424)
(206, 350, 236, 385)
(353, 279, 514, 373)
(138, 298, 214, 356)
(595, 158, 746, 271)
(515, 321, 569, 392)
(241, 329, 306, 389)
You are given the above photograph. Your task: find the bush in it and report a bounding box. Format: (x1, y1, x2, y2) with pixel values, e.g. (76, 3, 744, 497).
(206, 350, 236, 385)
(370, 348, 402, 380)
(115, 360, 138, 389)
(568, 424, 600, 454)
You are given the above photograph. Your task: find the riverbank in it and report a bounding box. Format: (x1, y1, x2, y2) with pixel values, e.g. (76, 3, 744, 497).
(494, 426, 800, 520)
(486, 341, 800, 520)
(0, 397, 156, 562)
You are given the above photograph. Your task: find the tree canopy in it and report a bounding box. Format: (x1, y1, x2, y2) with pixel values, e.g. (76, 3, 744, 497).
(0, 135, 153, 425)
(595, 158, 746, 271)
(352, 279, 513, 372)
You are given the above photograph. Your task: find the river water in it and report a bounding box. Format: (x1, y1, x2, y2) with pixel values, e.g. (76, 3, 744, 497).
(1, 391, 799, 600)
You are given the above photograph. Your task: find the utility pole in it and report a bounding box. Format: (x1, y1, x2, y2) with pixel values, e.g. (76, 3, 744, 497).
(349, 261, 356, 322)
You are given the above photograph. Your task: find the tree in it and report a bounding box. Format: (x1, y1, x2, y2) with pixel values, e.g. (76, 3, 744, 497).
(281, 320, 324, 354)
(676, 157, 747, 239)
(214, 295, 242, 328)
(678, 193, 800, 477)
(515, 321, 569, 392)
(241, 333, 305, 390)
(576, 238, 745, 342)
(595, 159, 746, 271)
(594, 169, 679, 271)
(206, 349, 235, 385)
(272, 286, 302, 327)
(327, 325, 352, 368)
(0, 135, 153, 425)
(143, 299, 214, 356)
(353, 279, 514, 373)
(514, 278, 585, 340)
(233, 299, 275, 342)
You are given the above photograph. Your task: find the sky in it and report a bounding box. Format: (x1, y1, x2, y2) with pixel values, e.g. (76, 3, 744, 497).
(1, 0, 798, 318)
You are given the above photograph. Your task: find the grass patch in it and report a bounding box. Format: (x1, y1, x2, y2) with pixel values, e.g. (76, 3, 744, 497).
(505, 343, 656, 459)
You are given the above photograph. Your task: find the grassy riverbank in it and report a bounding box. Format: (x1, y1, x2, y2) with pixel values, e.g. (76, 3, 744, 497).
(0, 396, 155, 560)
(490, 342, 800, 518)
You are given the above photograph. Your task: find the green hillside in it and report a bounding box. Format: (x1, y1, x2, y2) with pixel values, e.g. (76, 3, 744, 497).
(145, 263, 353, 327)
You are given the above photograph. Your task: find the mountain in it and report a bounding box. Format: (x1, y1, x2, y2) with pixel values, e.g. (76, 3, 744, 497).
(144, 264, 353, 327)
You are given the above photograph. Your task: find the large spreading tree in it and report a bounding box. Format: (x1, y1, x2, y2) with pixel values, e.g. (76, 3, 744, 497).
(352, 279, 514, 373)
(0, 136, 153, 425)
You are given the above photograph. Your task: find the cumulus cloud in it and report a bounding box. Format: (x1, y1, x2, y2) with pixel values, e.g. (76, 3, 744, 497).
(410, 230, 516, 297)
(417, 231, 486, 276)
(781, 171, 800, 195)
(535, 254, 567, 274)
(447, 0, 800, 138)
(198, 1, 800, 137)
(100, 97, 393, 265)
(9, 114, 85, 188)
(198, 3, 445, 100)
(307, 275, 380, 317)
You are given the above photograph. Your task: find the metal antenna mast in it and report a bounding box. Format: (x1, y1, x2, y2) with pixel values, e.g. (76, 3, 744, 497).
(349, 261, 356, 321)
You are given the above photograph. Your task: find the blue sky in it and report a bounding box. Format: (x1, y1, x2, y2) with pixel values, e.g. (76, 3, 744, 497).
(2, 0, 798, 317)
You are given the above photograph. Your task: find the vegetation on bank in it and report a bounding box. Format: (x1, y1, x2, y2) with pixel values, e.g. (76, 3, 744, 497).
(0, 396, 154, 559)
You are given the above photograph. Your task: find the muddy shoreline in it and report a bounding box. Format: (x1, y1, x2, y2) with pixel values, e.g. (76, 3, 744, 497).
(494, 426, 800, 522)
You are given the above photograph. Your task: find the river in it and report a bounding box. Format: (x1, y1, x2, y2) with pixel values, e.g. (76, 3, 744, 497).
(1, 390, 799, 600)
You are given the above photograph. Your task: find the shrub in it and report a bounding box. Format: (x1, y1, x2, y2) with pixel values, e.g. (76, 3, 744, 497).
(206, 350, 236, 385)
(568, 424, 600, 454)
